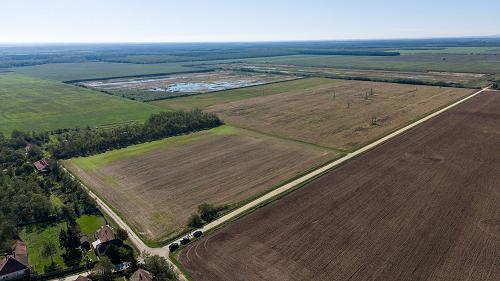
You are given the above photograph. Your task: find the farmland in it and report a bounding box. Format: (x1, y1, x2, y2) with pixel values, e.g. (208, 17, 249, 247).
(76, 70, 296, 101)
(151, 77, 326, 110)
(213, 63, 489, 88)
(241, 54, 500, 74)
(64, 126, 337, 243)
(12, 62, 202, 81)
(178, 90, 500, 281)
(0, 73, 163, 134)
(155, 78, 474, 151)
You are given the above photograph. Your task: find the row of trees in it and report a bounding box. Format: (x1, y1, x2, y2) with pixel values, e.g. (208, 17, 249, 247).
(50, 109, 223, 159)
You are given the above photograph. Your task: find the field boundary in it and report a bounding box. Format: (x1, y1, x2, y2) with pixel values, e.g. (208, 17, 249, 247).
(61, 86, 488, 281)
(187, 86, 489, 235)
(167, 86, 489, 279)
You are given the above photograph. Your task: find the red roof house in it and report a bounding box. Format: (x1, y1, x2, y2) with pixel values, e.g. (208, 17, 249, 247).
(0, 241, 30, 281)
(92, 225, 122, 256)
(130, 269, 152, 281)
(33, 159, 49, 172)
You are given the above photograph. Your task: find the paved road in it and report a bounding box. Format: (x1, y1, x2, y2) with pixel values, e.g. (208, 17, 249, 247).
(57, 87, 489, 281)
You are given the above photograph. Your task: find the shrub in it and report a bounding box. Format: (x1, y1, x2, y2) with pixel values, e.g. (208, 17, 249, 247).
(187, 214, 203, 228)
(198, 203, 219, 223)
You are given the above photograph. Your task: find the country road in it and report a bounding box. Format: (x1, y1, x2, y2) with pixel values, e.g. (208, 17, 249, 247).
(57, 86, 489, 281)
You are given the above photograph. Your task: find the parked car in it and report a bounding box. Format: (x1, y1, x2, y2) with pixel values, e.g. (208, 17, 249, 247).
(180, 236, 190, 245)
(193, 230, 203, 238)
(169, 243, 179, 252)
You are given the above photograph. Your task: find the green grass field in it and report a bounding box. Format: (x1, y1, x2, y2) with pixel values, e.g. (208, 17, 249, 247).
(76, 214, 106, 238)
(151, 78, 332, 110)
(0, 73, 163, 134)
(13, 62, 202, 81)
(19, 214, 105, 273)
(241, 54, 500, 74)
(19, 222, 67, 273)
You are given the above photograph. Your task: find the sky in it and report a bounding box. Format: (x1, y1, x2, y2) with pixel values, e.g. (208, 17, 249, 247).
(1, 0, 499, 43)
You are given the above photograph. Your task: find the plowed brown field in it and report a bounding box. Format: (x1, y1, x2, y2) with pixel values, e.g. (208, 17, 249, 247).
(179, 91, 500, 281)
(65, 126, 337, 242)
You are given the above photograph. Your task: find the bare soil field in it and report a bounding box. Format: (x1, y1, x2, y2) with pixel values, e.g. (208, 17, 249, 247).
(179, 91, 500, 281)
(206, 79, 474, 151)
(64, 126, 337, 242)
(77, 70, 296, 101)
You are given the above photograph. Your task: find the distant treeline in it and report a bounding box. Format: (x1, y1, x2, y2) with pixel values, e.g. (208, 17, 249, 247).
(49, 109, 223, 159)
(297, 50, 400, 56)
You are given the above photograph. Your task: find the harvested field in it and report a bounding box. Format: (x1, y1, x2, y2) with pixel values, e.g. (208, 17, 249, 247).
(204, 79, 474, 150)
(179, 91, 500, 281)
(65, 126, 337, 242)
(77, 70, 296, 101)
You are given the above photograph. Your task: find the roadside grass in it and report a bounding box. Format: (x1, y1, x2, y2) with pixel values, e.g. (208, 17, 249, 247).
(0, 73, 163, 134)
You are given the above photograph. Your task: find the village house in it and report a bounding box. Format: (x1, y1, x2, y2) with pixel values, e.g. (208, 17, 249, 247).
(129, 269, 152, 281)
(92, 225, 122, 256)
(33, 159, 49, 172)
(0, 241, 30, 281)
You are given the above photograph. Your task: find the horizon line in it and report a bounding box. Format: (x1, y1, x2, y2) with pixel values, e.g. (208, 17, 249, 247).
(1, 34, 499, 45)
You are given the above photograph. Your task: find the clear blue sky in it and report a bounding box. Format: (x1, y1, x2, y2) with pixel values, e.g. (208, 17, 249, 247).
(1, 0, 498, 43)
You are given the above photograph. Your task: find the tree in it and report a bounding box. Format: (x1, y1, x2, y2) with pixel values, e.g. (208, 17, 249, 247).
(59, 229, 68, 249)
(41, 241, 58, 264)
(143, 253, 178, 281)
(116, 228, 128, 241)
(198, 203, 219, 223)
(104, 244, 121, 264)
(92, 256, 114, 281)
(187, 213, 203, 228)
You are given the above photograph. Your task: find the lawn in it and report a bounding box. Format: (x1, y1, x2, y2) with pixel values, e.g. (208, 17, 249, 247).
(0, 73, 163, 134)
(12, 62, 202, 81)
(76, 214, 106, 238)
(65, 125, 338, 243)
(19, 214, 105, 274)
(19, 222, 67, 274)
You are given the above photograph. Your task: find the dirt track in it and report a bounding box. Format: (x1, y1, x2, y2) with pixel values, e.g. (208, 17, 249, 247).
(179, 91, 500, 281)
